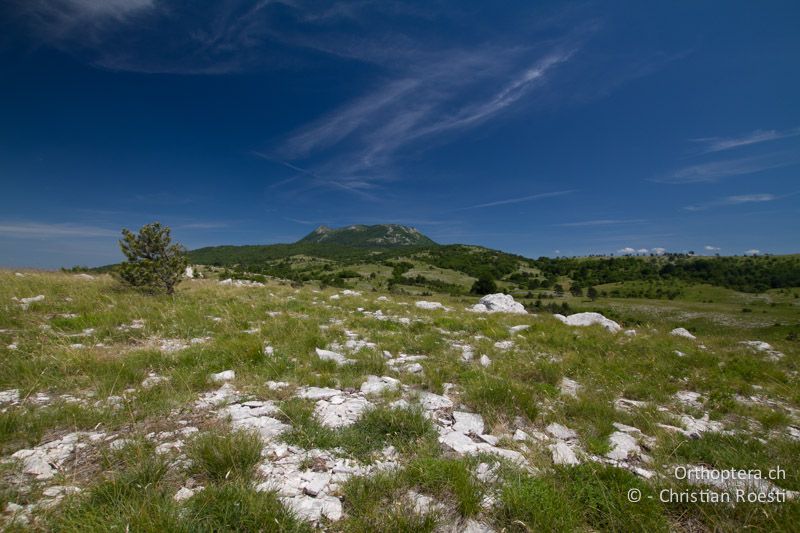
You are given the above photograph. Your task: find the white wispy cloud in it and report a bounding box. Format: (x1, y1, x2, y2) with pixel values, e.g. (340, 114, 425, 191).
(704, 245, 721, 252)
(744, 249, 761, 256)
(31, 0, 154, 21)
(0, 222, 119, 239)
(275, 44, 580, 182)
(616, 247, 663, 255)
(557, 218, 645, 227)
(456, 190, 575, 210)
(656, 152, 798, 184)
(684, 193, 779, 211)
(691, 127, 800, 153)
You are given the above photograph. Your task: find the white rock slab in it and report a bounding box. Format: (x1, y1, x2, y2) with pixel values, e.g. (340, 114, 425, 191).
(554, 312, 621, 333)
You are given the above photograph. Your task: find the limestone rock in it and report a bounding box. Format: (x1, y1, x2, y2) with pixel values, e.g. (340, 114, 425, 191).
(670, 327, 696, 340)
(468, 293, 527, 314)
(554, 312, 621, 333)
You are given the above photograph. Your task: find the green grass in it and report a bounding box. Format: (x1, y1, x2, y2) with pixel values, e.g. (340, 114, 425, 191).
(339, 472, 439, 533)
(403, 456, 485, 517)
(279, 401, 437, 461)
(1, 269, 799, 531)
(185, 483, 312, 532)
(187, 428, 264, 482)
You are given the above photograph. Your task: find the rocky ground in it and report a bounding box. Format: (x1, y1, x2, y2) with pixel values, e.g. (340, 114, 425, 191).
(0, 271, 798, 531)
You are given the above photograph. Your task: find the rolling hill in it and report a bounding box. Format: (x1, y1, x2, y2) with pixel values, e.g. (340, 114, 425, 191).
(186, 225, 800, 297)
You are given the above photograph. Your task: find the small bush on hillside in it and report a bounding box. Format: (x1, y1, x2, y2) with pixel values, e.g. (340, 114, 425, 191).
(470, 274, 497, 295)
(117, 222, 187, 295)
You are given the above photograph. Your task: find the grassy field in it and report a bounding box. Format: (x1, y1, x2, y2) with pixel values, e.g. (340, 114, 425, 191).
(1, 269, 798, 531)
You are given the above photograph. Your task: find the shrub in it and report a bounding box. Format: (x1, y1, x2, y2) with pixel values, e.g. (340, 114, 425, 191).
(117, 222, 187, 295)
(470, 274, 497, 295)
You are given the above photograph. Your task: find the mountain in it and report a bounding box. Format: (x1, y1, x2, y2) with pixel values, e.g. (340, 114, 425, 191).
(297, 224, 437, 247)
(186, 224, 442, 267)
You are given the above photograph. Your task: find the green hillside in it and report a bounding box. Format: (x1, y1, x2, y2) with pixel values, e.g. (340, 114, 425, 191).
(186, 225, 800, 297)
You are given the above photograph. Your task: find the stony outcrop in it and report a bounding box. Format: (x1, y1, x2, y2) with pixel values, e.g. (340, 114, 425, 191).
(468, 294, 527, 314)
(553, 312, 621, 333)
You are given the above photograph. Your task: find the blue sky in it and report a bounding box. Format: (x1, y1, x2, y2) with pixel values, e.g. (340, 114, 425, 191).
(1, 0, 798, 268)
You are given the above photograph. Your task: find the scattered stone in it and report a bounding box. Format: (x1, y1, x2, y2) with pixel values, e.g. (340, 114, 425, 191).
(219, 278, 264, 287)
(407, 490, 444, 514)
(174, 486, 203, 502)
(315, 396, 373, 428)
(141, 373, 169, 389)
(418, 392, 454, 411)
(297, 387, 342, 400)
(266, 380, 289, 390)
(17, 295, 45, 309)
(281, 494, 343, 522)
(453, 343, 474, 362)
(10, 431, 104, 480)
(674, 391, 703, 409)
(0, 389, 20, 405)
(740, 340, 784, 360)
(220, 401, 289, 441)
(606, 431, 641, 461)
(415, 301, 449, 311)
(553, 312, 621, 333)
(210, 370, 235, 383)
(109, 438, 132, 451)
(493, 340, 514, 350)
(386, 353, 427, 373)
(479, 354, 492, 367)
(360, 375, 401, 395)
(513, 429, 530, 442)
(452, 412, 485, 435)
(550, 441, 579, 465)
(158, 339, 190, 352)
(39, 485, 81, 508)
(459, 519, 496, 533)
(559, 377, 580, 398)
(315, 348, 355, 366)
(670, 327, 696, 340)
(195, 383, 239, 409)
(439, 431, 524, 463)
(509, 325, 530, 333)
(468, 293, 527, 314)
(546, 423, 577, 440)
(118, 319, 145, 332)
(614, 398, 648, 412)
(679, 413, 724, 439)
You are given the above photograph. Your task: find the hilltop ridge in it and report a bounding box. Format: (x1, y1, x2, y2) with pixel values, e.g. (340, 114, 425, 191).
(297, 224, 437, 248)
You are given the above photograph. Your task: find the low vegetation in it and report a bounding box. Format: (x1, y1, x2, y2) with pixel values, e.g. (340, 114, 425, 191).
(1, 257, 798, 530)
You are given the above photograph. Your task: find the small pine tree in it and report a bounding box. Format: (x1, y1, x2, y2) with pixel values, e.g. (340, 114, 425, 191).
(554, 284, 564, 297)
(470, 274, 498, 295)
(569, 283, 583, 297)
(587, 286, 599, 301)
(117, 222, 187, 295)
